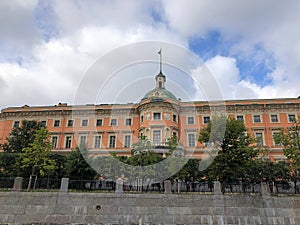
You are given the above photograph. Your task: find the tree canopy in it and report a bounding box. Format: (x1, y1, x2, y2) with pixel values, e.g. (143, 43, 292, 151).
(198, 116, 260, 182)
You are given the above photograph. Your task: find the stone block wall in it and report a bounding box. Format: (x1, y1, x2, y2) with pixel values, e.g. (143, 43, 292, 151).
(0, 192, 300, 224)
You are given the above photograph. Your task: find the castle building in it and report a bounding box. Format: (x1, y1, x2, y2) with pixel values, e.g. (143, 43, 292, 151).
(0, 69, 299, 161)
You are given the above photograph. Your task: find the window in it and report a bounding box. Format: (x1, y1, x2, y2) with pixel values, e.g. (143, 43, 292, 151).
(145, 114, 150, 120)
(67, 119, 73, 127)
(153, 130, 161, 145)
(94, 136, 101, 148)
(96, 119, 103, 126)
(270, 114, 279, 123)
(65, 136, 72, 149)
(51, 136, 58, 149)
(53, 120, 60, 127)
(203, 116, 210, 124)
(81, 119, 88, 127)
(164, 113, 170, 120)
(187, 116, 195, 124)
(272, 132, 281, 146)
(173, 114, 177, 122)
(141, 115, 144, 122)
(110, 118, 117, 126)
(253, 115, 261, 123)
(13, 121, 20, 128)
(288, 114, 296, 123)
(153, 113, 161, 120)
(124, 135, 131, 148)
(125, 118, 132, 126)
(41, 120, 47, 127)
(188, 133, 196, 147)
(236, 115, 244, 121)
(255, 132, 263, 146)
(109, 135, 116, 148)
(79, 136, 87, 146)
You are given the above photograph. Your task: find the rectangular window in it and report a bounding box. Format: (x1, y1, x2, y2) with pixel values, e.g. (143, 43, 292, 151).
(96, 119, 103, 126)
(79, 136, 87, 146)
(81, 119, 88, 127)
(236, 115, 244, 121)
(125, 118, 132, 126)
(124, 135, 131, 148)
(288, 114, 296, 123)
(109, 135, 116, 148)
(270, 114, 279, 123)
(51, 136, 58, 149)
(54, 120, 60, 127)
(13, 121, 20, 128)
(65, 136, 72, 149)
(272, 132, 281, 146)
(110, 118, 117, 126)
(94, 136, 101, 148)
(141, 115, 144, 122)
(164, 113, 170, 120)
(187, 116, 195, 124)
(188, 133, 196, 147)
(145, 114, 150, 120)
(41, 120, 47, 127)
(203, 116, 210, 124)
(253, 115, 261, 123)
(173, 114, 177, 122)
(67, 119, 73, 127)
(153, 130, 161, 145)
(153, 113, 161, 120)
(255, 132, 263, 146)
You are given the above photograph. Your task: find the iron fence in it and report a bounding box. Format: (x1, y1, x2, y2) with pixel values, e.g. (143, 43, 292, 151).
(0, 177, 14, 190)
(221, 182, 261, 194)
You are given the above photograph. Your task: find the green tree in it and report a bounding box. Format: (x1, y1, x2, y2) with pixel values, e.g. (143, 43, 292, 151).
(274, 117, 300, 190)
(18, 127, 56, 190)
(1, 120, 45, 153)
(199, 116, 259, 182)
(65, 144, 97, 180)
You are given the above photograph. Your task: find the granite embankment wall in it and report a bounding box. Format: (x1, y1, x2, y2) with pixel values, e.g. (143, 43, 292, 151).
(1, 191, 300, 225)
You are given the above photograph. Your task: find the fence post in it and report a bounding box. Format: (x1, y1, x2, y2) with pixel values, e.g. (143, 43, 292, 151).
(115, 178, 124, 194)
(214, 181, 222, 195)
(60, 178, 69, 193)
(260, 182, 271, 196)
(12, 177, 23, 191)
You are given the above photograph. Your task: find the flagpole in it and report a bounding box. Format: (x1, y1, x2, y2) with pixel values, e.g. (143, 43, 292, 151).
(158, 48, 162, 73)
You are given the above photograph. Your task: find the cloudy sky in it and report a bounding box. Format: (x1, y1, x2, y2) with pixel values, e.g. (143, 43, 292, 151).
(1, 0, 300, 110)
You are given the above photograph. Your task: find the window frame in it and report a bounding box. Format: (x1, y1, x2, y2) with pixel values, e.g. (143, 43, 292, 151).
(96, 119, 103, 126)
(108, 135, 116, 148)
(81, 119, 88, 127)
(125, 118, 132, 126)
(153, 112, 161, 120)
(53, 119, 60, 127)
(187, 116, 195, 125)
(253, 115, 262, 123)
(67, 119, 74, 127)
(51, 136, 58, 149)
(110, 118, 118, 126)
(123, 134, 131, 148)
(187, 133, 196, 147)
(270, 114, 279, 123)
(93, 135, 102, 148)
(65, 135, 72, 149)
(203, 116, 210, 124)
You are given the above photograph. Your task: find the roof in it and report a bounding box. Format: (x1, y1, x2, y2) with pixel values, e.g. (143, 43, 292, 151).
(141, 87, 177, 101)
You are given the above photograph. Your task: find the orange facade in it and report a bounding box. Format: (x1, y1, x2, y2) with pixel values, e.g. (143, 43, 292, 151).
(0, 72, 299, 160)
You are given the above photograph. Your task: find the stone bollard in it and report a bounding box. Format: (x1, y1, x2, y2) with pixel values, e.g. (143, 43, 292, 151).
(60, 178, 69, 193)
(214, 181, 222, 195)
(261, 182, 271, 196)
(164, 180, 172, 194)
(13, 177, 23, 191)
(115, 178, 124, 194)
(177, 180, 181, 193)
